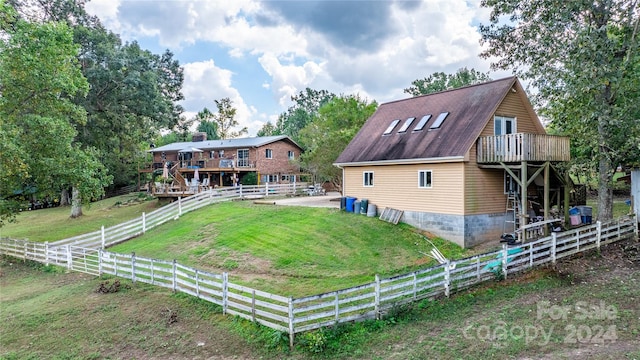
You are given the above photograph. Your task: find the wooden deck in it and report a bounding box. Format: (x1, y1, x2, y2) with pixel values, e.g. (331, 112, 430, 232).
(477, 133, 570, 164)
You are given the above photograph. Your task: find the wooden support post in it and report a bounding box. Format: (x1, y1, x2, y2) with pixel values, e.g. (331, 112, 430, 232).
(334, 293, 339, 324)
(142, 212, 146, 234)
(172, 259, 177, 293)
(251, 289, 256, 322)
(98, 249, 103, 276)
(543, 162, 550, 236)
(101, 225, 105, 249)
(596, 221, 602, 250)
(222, 272, 228, 315)
(66, 244, 72, 270)
(444, 261, 451, 297)
(521, 161, 528, 243)
(44, 242, 49, 266)
(564, 172, 571, 227)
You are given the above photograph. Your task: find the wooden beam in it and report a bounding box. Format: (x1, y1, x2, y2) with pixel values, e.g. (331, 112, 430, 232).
(521, 161, 528, 243)
(500, 162, 524, 187)
(544, 162, 550, 236)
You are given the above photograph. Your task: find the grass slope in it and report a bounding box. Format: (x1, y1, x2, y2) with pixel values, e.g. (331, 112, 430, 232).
(0, 194, 161, 243)
(2, 239, 638, 359)
(110, 201, 468, 296)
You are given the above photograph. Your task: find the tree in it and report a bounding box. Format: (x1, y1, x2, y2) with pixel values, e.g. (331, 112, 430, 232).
(257, 121, 278, 137)
(276, 88, 335, 144)
(299, 95, 377, 191)
(195, 108, 220, 140)
(210, 98, 247, 139)
(404, 67, 492, 96)
(479, 0, 640, 221)
(9, 0, 185, 188)
(0, 1, 111, 223)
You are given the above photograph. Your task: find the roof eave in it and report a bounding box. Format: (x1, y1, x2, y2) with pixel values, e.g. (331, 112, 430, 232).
(334, 156, 465, 168)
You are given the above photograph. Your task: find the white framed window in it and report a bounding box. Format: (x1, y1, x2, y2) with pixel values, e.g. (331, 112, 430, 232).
(237, 149, 248, 167)
(288, 150, 294, 160)
(494, 115, 516, 135)
(363, 171, 374, 187)
(265, 149, 273, 159)
(418, 170, 432, 188)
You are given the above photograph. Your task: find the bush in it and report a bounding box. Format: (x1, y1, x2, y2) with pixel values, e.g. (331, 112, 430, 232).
(241, 172, 257, 185)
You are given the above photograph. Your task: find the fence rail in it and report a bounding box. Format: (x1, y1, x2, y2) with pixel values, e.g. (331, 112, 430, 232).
(1, 210, 636, 348)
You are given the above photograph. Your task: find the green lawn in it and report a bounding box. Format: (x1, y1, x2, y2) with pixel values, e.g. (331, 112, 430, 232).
(0, 193, 161, 243)
(110, 201, 468, 297)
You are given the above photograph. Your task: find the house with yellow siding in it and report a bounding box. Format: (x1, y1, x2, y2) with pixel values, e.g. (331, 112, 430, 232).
(334, 77, 571, 248)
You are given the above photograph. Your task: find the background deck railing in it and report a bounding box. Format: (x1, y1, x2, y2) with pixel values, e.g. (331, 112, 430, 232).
(1, 192, 636, 348)
(477, 133, 570, 163)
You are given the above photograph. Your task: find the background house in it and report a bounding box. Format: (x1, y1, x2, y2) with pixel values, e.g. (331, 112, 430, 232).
(334, 77, 571, 248)
(141, 135, 303, 196)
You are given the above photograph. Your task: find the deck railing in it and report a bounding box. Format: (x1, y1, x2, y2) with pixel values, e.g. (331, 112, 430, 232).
(477, 133, 570, 163)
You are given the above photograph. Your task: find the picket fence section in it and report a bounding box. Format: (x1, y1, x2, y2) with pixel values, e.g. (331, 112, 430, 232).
(1, 209, 636, 347)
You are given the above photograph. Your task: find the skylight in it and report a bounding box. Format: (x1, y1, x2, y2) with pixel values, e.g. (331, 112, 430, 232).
(397, 117, 415, 133)
(383, 119, 401, 135)
(413, 115, 432, 131)
(429, 112, 449, 129)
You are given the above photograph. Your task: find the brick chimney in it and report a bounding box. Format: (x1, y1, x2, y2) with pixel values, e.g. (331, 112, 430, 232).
(192, 132, 207, 142)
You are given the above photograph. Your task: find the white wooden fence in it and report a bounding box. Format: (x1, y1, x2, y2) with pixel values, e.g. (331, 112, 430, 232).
(1, 209, 636, 348)
(49, 183, 304, 250)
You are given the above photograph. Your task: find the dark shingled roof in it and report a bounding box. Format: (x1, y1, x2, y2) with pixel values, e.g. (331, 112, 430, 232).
(335, 76, 518, 165)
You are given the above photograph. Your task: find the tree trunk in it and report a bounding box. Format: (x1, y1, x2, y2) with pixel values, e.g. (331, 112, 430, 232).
(70, 186, 83, 218)
(597, 158, 614, 221)
(60, 188, 70, 206)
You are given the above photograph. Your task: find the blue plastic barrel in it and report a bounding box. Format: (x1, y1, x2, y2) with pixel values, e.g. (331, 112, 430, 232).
(345, 197, 356, 212)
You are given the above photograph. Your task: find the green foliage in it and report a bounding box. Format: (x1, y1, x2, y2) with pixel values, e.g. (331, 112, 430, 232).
(404, 67, 492, 96)
(240, 172, 257, 185)
(209, 97, 247, 139)
(195, 109, 220, 140)
(256, 121, 278, 137)
(479, 0, 640, 220)
(274, 88, 335, 144)
(0, 4, 114, 224)
(299, 94, 377, 190)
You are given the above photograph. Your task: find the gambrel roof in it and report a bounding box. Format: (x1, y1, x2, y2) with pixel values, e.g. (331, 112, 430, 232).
(335, 77, 543, 166)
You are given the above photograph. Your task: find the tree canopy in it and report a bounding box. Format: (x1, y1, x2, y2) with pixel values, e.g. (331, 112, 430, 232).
(299, 95, 377, 190)
(209, 98, 247, 139)
(404, 67, 492, 96)
(0, 0, 111, 224)
(480, 0, 640, 220)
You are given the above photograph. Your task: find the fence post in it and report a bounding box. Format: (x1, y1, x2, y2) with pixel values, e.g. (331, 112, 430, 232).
(222, 272, 228, 315)
(412, 272, 417, 300)
(551, 232, 557, 265)
(98, 249, 103, 276)
(635, 214, 639, 241)
(178, 197, 182, 217)
(44, 242, 49, 266)
(265, 182, 269, 197)
(172, 259, 177, 293)
(444, 261, 451, 297)
(66, 244, 72, 270)
(131, 252, 136, 283)
(195, 269, 200, 298)
(334, 293, 340, 324)
(374, 274, 381, 319)
(288, 297, 295, 350)
(239, 184, 243, 198)
(501, 244, 508, 280)
(529, 243, 533, 268)
(596, 221, 602, 250)
(24, 242, 27, 262)
(101, 225, 105, 249)
(252, 289, 256, 322)
(142, 212, 146, 234)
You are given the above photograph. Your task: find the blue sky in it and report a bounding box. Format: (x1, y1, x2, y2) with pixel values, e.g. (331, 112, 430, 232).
(86, 0, 512, 136)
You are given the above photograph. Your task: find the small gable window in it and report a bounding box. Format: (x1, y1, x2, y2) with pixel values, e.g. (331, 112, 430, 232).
(413, 115, 432, 132)
(494, 115, 516, 135)
(288, 150, 295, 160)
(397, 117, 415, 133)
(418, 170, 432, 188)
(363, 171, 374, 187)
(429, 112, 449, 129)
(265, 149, 273, 159)
(383, 119, 401, 135)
